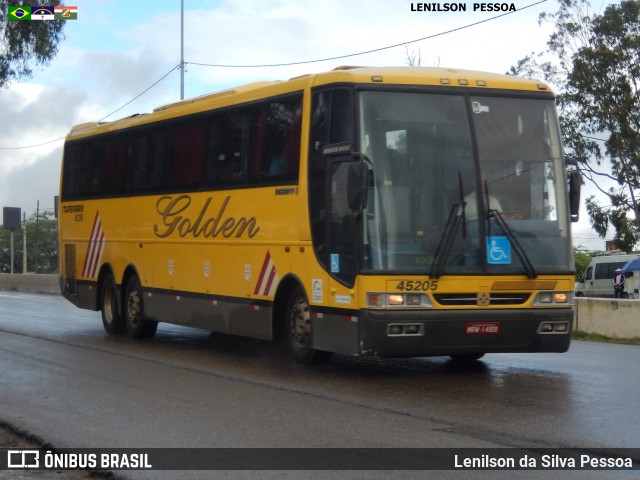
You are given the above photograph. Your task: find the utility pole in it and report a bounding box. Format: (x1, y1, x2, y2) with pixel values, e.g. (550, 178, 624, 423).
(22, 212, 27, 274)
(180, 0, 184, 100)
(35, 201, 39, 274)
(10, 229, 13, 274)
(2, 207, 21, 274)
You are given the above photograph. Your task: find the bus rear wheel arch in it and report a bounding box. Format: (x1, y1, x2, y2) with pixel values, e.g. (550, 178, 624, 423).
(123, 274, 158, 340)
(284, 285, 332, 365)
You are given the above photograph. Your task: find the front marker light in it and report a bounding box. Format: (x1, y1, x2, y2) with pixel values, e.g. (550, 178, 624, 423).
(406, 294, 421, 306)
(367, 293, 384, 307)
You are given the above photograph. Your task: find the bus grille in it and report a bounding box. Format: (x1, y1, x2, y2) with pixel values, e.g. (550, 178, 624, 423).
(433, 293, 530, 306)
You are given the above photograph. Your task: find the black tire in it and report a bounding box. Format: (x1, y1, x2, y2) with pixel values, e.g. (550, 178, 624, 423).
(124, 275, 158, 339)
(100, 272, 124, 334)
(286, 287, 332, 365)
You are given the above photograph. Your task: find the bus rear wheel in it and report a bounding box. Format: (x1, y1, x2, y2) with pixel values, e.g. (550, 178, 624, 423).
(124, 275, 158, 340)
(100, 272, 124, 334)
(286, 287, 332, 365)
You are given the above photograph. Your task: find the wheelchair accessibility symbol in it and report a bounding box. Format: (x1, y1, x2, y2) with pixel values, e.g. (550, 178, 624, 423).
(486, 236, 511, 264)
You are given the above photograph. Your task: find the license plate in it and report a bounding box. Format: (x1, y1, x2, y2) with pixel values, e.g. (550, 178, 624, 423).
(465, 322, 500, 335)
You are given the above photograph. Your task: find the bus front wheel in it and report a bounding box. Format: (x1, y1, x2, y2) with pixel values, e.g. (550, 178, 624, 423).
(100, 272, 124, 334)
(286, 287, 332, 365)
(124, 275, 158, 340)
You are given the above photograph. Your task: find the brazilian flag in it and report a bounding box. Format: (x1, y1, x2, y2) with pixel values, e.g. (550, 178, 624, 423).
(8, 5, 31, 20)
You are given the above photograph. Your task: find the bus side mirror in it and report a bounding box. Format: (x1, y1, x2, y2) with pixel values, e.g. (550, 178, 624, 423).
(347, 161, 369, 211)
(569, 170, 581, 222)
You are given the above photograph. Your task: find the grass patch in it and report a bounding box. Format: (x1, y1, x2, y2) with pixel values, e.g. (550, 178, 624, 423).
(572, 330, 640, 345)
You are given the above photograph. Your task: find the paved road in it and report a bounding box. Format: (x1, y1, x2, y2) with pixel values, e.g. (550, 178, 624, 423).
(0, 292, 638, 479)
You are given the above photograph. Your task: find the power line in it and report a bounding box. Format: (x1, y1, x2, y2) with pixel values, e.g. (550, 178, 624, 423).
(0, 136, 65, 150)
(0, 65, 180, 150)
(186, 0, 547, 68)
(98, 64, 180, 122)
(0, 1, 547, 150)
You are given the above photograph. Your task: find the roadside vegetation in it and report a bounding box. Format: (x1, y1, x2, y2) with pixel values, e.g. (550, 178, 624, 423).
(572, 330, 640, 346)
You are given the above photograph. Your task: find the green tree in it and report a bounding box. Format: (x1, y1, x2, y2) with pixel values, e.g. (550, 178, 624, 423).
(0, 0, 66, 88)
(0, 211, 58, 274)
(509, 0, 640, 251)
(573, 246, 594, 281)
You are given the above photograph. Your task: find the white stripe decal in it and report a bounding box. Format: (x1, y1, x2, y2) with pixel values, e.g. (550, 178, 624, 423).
(82, 212, 105, 279)
(254, 252, 279, 296)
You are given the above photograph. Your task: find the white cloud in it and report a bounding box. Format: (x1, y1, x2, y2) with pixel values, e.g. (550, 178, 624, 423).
(0, 147, 62, 216)
(0, 0, 621, 247)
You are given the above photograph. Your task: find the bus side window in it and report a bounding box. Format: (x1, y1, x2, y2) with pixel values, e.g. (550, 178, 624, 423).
(83, 141, 103, 196)
(204, 118, 223, 185)
(219, 111, 247, 183)
(173, 119, 205, 189)
(61, 143, 78, 199)
(147, 130, 167, 192)
(258, 97, 302, 180)
(103, 137, 127, 196)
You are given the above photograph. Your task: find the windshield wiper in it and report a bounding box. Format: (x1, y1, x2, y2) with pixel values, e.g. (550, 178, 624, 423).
(483, 179, 536, 279)
(429, 173, 466, 279)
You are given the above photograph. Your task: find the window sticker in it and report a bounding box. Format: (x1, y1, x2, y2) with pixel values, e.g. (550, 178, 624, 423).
(312, 279, 323, 303)
(330, 254, 340, 273)
(487, 237, 511, 264)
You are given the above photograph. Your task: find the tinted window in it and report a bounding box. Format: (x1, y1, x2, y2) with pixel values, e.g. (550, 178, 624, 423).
(595, 262, 625, 280)
(61, 93, 303, 200)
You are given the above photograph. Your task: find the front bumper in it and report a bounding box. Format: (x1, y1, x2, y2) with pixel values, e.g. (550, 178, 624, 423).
(357, 307, 573, 357)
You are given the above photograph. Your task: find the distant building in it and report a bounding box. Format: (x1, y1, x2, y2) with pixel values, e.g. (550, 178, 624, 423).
(606, 241, 622, 252)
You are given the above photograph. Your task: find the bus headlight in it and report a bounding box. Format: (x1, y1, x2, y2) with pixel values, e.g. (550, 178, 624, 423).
(366, 293, 433, 308)
(554, 293, 568, 303)
(388, 294, 404, 305)
(533, 291, 573, 306)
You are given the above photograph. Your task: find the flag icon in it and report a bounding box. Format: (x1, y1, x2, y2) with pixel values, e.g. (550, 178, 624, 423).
(31, 5, 54, 20)
(55, 5, 77, 20)
(8, 6, 31, 20)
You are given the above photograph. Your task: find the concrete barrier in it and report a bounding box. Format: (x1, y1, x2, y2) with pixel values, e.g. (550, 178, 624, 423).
(574, 297, 640, 339)
(0, 276, 638, 339)
(0, 273, 60, 295)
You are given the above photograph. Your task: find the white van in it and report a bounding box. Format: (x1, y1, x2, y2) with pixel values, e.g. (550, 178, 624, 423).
(575, 253, 640, 298)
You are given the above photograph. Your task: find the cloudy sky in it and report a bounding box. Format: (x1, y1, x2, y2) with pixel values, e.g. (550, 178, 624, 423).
(0, 0, 618, 249)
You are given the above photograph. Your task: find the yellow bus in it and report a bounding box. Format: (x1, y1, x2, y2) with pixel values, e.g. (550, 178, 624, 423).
(59, 66, 578, 364)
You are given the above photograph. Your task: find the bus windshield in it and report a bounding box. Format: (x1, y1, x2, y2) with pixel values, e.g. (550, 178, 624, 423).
(357, 90, 572, 275)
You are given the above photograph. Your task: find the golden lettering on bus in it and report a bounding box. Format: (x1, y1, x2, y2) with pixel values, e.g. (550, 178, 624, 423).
(154, 195, 260, 239)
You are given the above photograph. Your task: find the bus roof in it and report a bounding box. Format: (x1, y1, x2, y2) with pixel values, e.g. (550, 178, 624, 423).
(66, 66, 552, 141)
